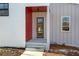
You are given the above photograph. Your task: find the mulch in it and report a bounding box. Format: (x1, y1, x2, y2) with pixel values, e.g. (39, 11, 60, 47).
(48, 44, 79, 56)
(0, 47, 25, 56)
(45, 49, 79, 56)
(0, 44, 79, 56)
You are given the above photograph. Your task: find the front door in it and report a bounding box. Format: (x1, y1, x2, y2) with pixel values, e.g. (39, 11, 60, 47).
(32, 12, 46, 40)
(37, 17, 44, 38)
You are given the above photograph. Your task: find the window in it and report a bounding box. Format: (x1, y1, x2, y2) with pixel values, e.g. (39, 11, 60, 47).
(0, 3, 9, 16)
(61, 16, 70, 31)
(37, 17, 44, 38)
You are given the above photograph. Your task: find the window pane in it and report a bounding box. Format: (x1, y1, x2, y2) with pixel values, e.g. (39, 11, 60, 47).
(0, 10, 9, 16)
(4, 4, 9, 9)
(0, 4, 4, 9)
(0, 3, 8, 9)
(63, 17, 69, 22)
(0, 3, 9, 16)
(62, 16, 70, 31)
(37, 17, 44, 24)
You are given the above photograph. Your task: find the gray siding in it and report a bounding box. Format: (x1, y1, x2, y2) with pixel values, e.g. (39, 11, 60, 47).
(50, 3, 79, 47)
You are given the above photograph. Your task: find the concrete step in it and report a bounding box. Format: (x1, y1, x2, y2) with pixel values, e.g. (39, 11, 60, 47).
(26, 43, 46, 49)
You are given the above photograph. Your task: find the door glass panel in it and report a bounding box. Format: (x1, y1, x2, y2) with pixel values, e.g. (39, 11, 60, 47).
(37, 17, 44, 38)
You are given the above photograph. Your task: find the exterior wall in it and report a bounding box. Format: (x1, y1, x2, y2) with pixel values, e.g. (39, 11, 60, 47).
(0, 3, 26, 47)
(50, 3, 79, 47)
(32, 12, 47, 39)
(0, 3, 49, 48)
(1, 3, 79, 48)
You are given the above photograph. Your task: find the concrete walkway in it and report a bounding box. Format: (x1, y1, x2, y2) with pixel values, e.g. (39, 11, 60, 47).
(21, 48, 44, 56)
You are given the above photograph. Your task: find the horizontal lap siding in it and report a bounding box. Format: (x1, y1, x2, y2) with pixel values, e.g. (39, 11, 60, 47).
(50, 3, 79, 47)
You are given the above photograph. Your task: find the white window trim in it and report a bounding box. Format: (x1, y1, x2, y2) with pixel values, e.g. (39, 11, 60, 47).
(61, 16, 71, 32)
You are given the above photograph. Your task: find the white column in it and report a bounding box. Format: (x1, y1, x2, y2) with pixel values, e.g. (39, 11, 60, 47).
(46, 4, 50, 50)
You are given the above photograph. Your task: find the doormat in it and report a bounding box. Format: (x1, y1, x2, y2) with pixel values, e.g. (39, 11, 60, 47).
(21, 48, 44, 56)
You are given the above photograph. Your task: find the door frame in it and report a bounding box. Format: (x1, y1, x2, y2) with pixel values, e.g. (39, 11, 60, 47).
(32, 14, 46, 40)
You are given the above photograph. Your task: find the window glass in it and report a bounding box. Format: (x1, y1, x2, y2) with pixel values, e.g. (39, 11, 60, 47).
(62, 16, 70, 31)
(0, 3, 9, 16)
(37, 17, 44, 38)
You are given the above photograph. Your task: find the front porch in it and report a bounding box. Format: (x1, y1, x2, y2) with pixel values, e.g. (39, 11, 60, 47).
(26, 5, 50, 50)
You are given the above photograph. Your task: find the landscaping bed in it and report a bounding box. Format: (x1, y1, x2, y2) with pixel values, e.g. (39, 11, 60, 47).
(44, 49, 79, 56)
(0, 47, 25, 56)
(48, 44, 79, 56)
(0, 44, 79, 56)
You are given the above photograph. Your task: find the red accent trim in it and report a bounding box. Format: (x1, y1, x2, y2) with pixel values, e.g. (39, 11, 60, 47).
(31, 6, 47, 12)
(26, 7, 32, 41)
